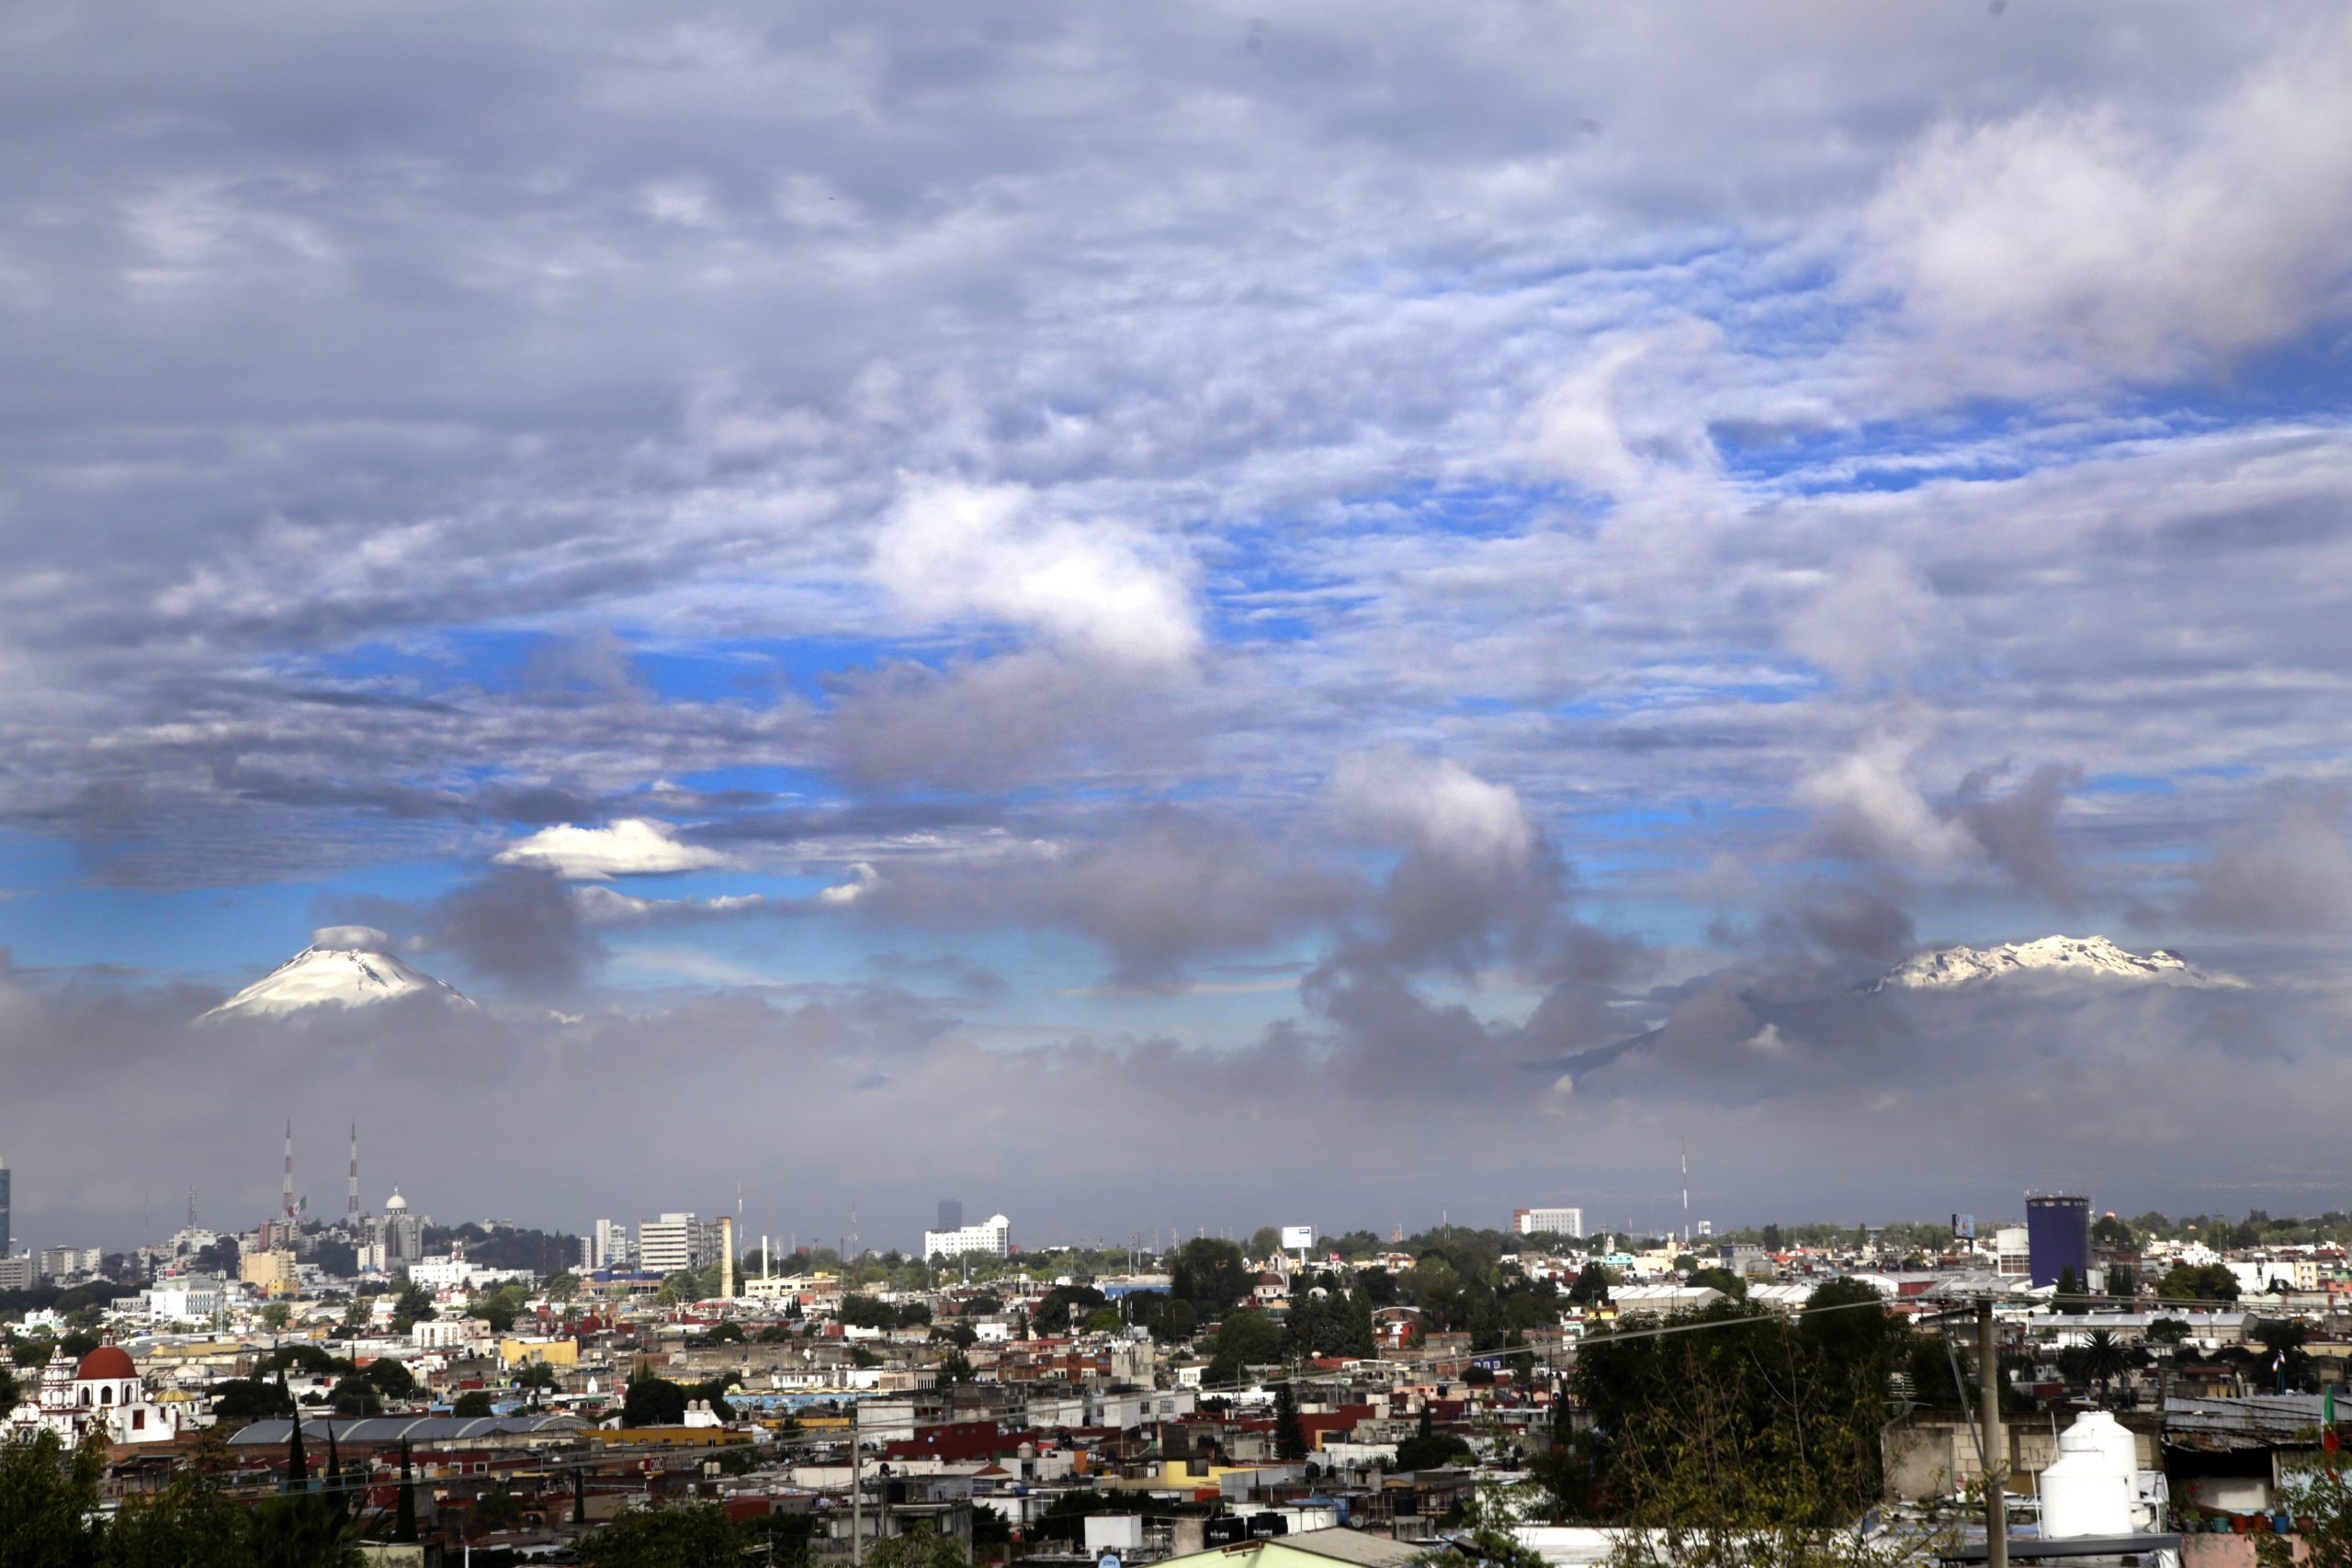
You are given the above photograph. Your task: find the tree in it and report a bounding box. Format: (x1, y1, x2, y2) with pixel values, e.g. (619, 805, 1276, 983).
(1170, 1238, 1250, 1313)
(260, 1301, 294, 1333)
(365, 1357, 418, 1401)
(1249, 1226, 1284, 1258)
(394, 1440, 419, 1542)
(390, 1281, 436, 1329)
(514, 1361, 562, 1408)
(579, 1498, 746, 1566)
(937, 1350, 975, 1385)
(451, 1391, 495, 1416)
(1396, 1430, 1476, 1471)
(1204, 1310, 1285, 1383)
(0, 1428, 107, 1562)
(2158, 1262, 2238, 1303)
(1690, 1267, 1747, 1301)
(107, 1465, 252, 1568)
(864, 1527, 968, 1568)
(548, 1271, 581, 1304)
(624, 1371, 690, 1426)
(211, 1376, 298, 1423)
(1272, 1381, 1308, 1461)
(1566, 1262, 1613, 1307)
(2082, 1330, 2128, 1398)
(2147, 1316, 2192, 1346)
(2091, 1215, 2135, 1248)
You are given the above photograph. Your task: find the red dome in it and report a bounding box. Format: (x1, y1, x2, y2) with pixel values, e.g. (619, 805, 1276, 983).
(75, 1346, 136, 1382)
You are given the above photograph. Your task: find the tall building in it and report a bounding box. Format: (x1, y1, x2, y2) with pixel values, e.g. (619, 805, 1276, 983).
(1512, 1206, 1585, 1238)
(361, 1189, 424, 1273)
(937, 1198, 964, 1233)
(2027, 1194, 2092, 1289)
(582, 1218, 636, 1271)
(923, 1213, 1011, 1260)
(0, 1158, 11, 1257)
(639, 1213, 724, 1275)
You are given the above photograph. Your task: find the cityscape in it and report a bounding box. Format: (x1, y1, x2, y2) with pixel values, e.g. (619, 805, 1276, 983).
(7, 1, 2352, 1566)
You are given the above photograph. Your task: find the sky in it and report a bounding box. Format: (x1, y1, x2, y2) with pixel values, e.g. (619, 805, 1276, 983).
(6, 1, 2352, 1254)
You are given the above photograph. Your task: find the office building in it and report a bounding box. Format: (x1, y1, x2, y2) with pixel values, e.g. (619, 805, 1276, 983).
(639, 1213, 725, 1275)
(923, 1213, 1012, 1260)
(0, 1158, 10, 1256)
(1512, 1206, 1585, 1238)
(937, 1198, 964, 1233)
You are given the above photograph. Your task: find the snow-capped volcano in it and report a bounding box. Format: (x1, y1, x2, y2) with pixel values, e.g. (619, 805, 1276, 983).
(1871, 934, 2242, 992)
(197, 927, 477, 1022)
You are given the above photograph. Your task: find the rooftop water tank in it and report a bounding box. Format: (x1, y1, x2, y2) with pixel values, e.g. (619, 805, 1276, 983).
(2041, 1410, 2136, 1540)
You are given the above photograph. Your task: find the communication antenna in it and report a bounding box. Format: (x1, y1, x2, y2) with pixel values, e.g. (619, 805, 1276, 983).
(1681, 1135, 1690, 1247)
(348, 1123, 361, 1225)
(282, 1119, 296, 1223)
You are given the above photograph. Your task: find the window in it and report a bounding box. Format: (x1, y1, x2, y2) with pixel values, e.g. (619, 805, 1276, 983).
(133, 1410, 145, 1430)
(101, 1386, 115, 1405)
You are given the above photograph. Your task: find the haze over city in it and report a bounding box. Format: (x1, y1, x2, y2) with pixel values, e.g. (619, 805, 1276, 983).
(7, 2, 2352, 1251)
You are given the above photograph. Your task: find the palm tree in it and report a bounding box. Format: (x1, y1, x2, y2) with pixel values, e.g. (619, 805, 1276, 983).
(2084, 1330, 2128, 1401)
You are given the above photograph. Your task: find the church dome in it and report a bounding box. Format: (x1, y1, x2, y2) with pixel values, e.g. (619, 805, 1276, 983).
(75, 1346, 136, 1382)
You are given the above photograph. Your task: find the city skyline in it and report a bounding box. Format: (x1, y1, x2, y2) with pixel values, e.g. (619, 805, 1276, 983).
(6, 5, 2352, 1244)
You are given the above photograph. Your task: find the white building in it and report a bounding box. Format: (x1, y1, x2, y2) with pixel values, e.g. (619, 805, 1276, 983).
(140, 1277, 228, 1321)
(1513, 1207, 1584, 1238)
(361, 1190, 425, 1273)
(923, 1213, 1012, 1260)
(581, 1217, 636, 1271)
(38, 1246, 103, 1280)
(639, 1213, 724, 1275)
(1996, 1226, 2031, 1277)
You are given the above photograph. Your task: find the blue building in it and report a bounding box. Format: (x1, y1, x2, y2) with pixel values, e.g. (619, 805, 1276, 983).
(2026, 1194, 2091, 1289)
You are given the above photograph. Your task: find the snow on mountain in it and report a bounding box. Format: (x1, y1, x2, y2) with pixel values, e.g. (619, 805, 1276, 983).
(197, 926, 478, 1022)
(1871, 933, 2244, 992)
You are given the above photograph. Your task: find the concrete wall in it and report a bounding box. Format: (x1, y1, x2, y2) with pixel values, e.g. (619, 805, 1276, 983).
(1881, 1414, 2160, 1502)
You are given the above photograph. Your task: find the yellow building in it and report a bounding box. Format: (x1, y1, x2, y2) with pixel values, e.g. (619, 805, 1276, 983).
(498, 1337, 580, 1369)
(240, 1249, 297, 1295)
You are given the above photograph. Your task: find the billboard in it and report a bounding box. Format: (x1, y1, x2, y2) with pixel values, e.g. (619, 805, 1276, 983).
(1280, 1224, 1315, 1250)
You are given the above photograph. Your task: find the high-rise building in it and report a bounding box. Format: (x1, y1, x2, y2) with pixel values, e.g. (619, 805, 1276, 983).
(923, 1213, 1011, 1260)
(582, 1218, 636, 1272)
(1512, 1206, 1585, 1238)
(0, 1158, 11, 1257)
(937, 1198, 965, 1233)
(639, 1213, 724, 1275)
(2027, 1195, 2092, 1289)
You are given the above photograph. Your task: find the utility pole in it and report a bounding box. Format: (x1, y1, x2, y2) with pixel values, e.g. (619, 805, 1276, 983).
(849, 1401, 863, 1562)
(1979, 1300, 2007, 1568)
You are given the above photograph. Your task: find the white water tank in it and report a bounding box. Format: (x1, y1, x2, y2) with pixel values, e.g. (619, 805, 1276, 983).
(2041, 1411, 2136, 1539)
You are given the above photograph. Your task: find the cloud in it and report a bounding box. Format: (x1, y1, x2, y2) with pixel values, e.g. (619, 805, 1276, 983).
(871, 477, 1199, 666)
(492, 818, 733, 880)
(311, 925, 390, 951)
(1799, 737, 1982, 877)
(2179, 798, 2352, 934)
(1785, 553, 1949, 684)
(1858, 19, 2352, 389)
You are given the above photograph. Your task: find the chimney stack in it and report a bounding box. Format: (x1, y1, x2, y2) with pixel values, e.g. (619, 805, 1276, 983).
(719, 1215, 735, 1300)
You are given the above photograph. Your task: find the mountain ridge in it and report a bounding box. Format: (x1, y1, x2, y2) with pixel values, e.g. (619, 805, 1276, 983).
(1870, 933, 2242, 992)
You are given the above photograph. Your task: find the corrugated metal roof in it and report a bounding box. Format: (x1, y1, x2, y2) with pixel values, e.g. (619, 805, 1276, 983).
(226, 1415, 587, 1445)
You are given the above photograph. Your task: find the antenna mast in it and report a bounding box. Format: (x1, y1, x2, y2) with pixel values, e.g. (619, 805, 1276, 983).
(1680, 1135, 1690, 1247)
(347, 1123, 361, 1226)
(282, 1118, 296, 1224)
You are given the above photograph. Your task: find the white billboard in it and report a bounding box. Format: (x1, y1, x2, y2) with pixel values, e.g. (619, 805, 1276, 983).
(1280, 1224, 1315, 1250)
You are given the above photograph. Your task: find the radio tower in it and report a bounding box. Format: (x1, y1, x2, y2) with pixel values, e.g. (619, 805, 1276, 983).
(282, 1119, 296, 1223)
(347, 1123, 360, 1226)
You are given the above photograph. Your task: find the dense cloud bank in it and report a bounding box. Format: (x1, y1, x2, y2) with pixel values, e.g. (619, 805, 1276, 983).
(5, 5, 2352, 1242)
